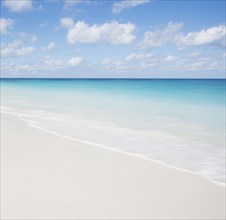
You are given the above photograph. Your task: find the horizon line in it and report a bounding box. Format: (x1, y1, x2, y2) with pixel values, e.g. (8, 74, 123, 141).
(0, 77, 226, 80)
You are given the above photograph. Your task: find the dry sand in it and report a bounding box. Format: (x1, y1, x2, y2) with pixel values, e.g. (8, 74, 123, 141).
(1, 113, 225, 219)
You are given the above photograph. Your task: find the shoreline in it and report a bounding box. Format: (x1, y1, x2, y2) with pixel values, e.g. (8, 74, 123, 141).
(1, 113, 225, 219)
(1, 110, 225, 187)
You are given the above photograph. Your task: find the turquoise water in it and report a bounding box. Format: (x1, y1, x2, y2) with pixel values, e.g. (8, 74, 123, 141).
(1, 79, 225, 183)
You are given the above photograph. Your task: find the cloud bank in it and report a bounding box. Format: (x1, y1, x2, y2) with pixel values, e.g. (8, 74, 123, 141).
(140, 22, 226, 49)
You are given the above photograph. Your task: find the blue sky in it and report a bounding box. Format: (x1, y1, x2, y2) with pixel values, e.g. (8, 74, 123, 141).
(1, 0, 225, 78)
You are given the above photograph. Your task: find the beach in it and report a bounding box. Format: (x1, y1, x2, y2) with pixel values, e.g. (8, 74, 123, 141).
(1, 0, 225, 218)
(1, 113, 225, 219)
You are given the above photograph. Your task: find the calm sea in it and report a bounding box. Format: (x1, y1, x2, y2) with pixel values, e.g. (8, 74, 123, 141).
(1, 79, 225, 183)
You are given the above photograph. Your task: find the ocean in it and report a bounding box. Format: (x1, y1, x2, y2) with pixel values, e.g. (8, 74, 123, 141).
(1, 78, 225, 184)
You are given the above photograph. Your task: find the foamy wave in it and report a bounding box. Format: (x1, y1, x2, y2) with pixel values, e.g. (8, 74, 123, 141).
(1, 105, 225, 185)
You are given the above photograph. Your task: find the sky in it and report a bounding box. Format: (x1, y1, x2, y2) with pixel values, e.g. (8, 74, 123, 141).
(0, 0, 225, 78)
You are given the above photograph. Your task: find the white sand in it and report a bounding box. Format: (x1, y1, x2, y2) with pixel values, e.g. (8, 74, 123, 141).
(1, 113, 225, 219)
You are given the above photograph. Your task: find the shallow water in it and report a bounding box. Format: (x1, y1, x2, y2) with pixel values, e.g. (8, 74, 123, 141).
(1, 78, 225, 183)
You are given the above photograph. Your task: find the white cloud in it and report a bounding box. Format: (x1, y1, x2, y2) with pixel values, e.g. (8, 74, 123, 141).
(101, 58, 111, 65)
(125, 53, 153, 61)
(40, 55, 66, 70)
(15, 46, 35, 56)
(42, 42, 55, 52)
(18, 32, 39, 43)
(1, 47, 14, 57)
(101, 57, 137, 71)
(60, 18, 136, 45)
(139, 22, 183, 49)
(177, 25, 226, 48)
(101, 53, 164, 72)
(163, 55, 177, 62)
(140, 22, 226, 49)
(121, 51, 224, 72)
(160, 54, 224, 72)
(8, 40, 22, 48)
(3, 0, 33, 12)
(2, 52, 86, 75)
(1, 40, 35, 57)
(125, 53, 158, 70)
(1, 62, 37, 75)
(31, 35, 38, 43)
(60, 17, 74, 28)
(68, 56, 84, 66)
(112, 0, 150, 14)
(1, 40, 21, 57)
(101, 53, 155, 71)
(15, 64, 35, 72)
(64, 0, 83, 8)
(0, 18, 14, 34)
